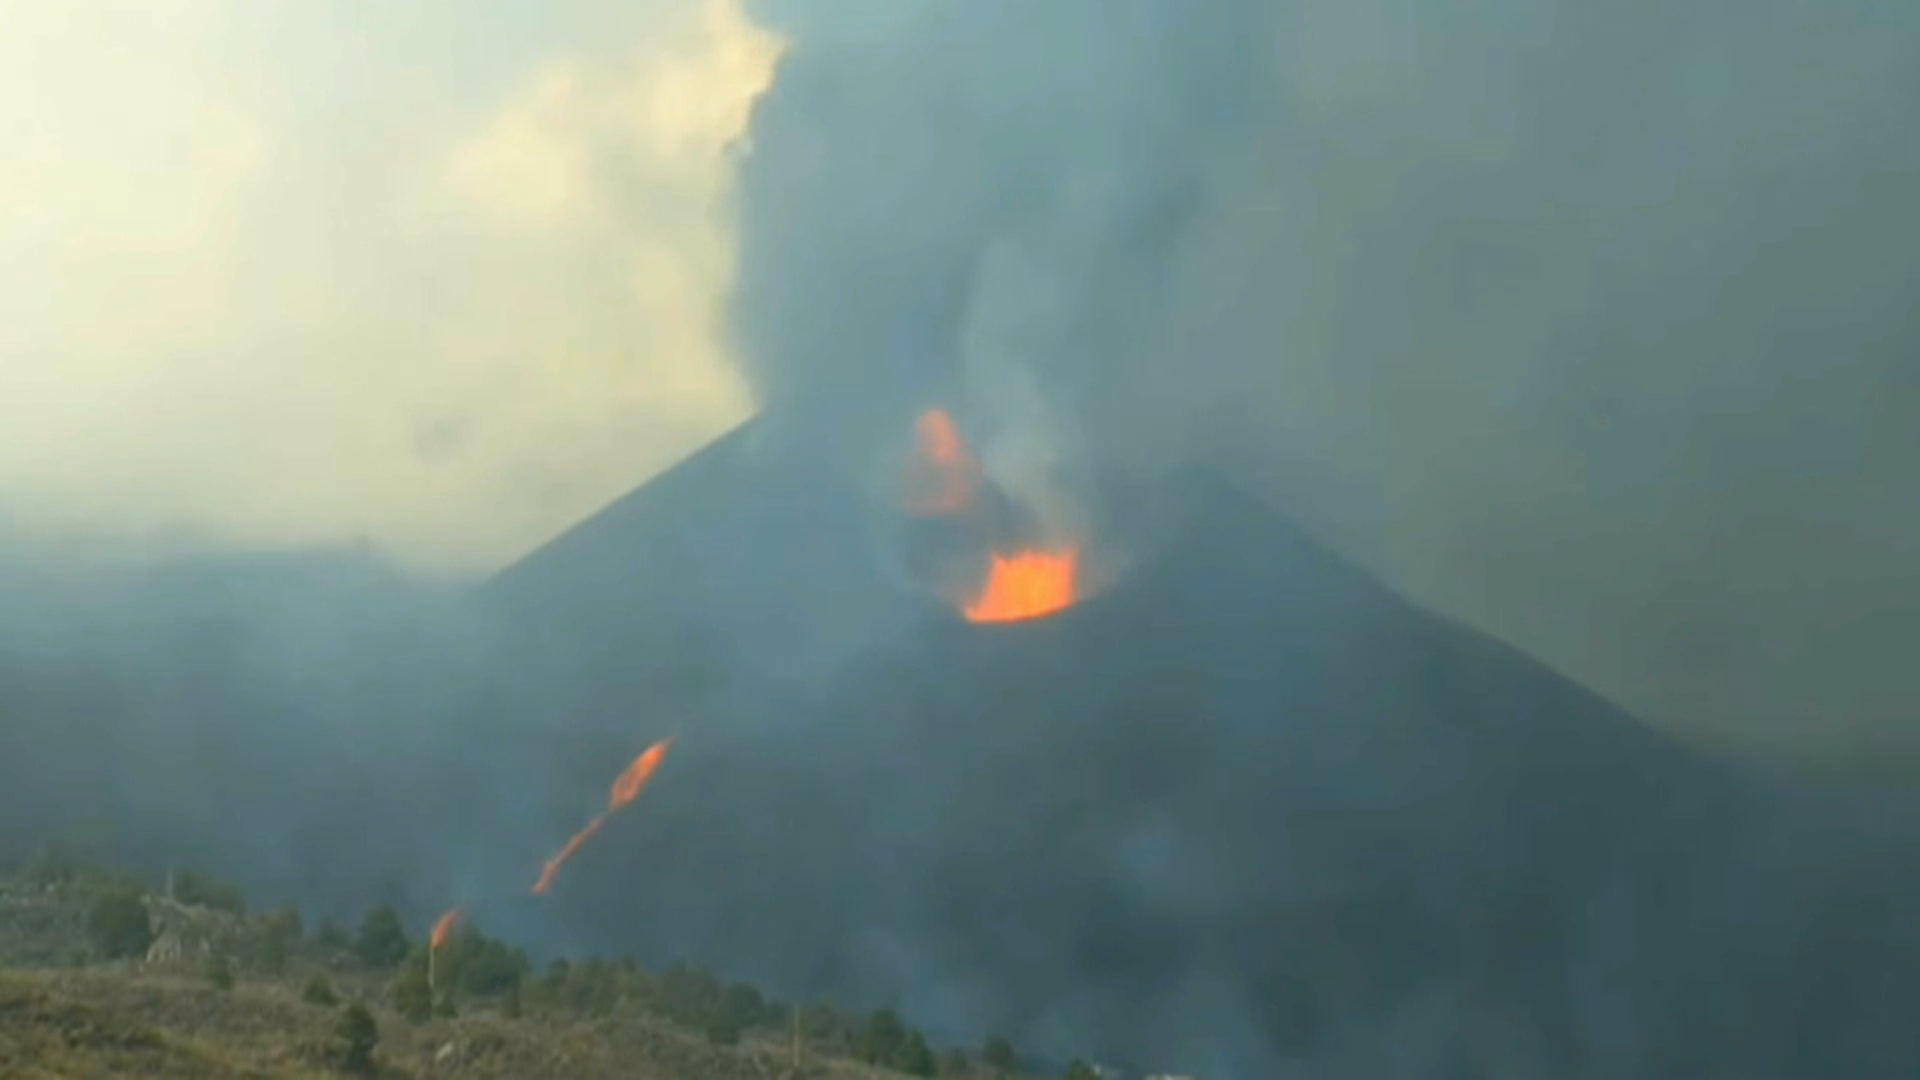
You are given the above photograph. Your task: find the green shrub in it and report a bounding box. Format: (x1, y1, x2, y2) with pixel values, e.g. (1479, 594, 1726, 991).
(312, 910, 351, 945)
(334, 1002, 379, 1075)
(303, 974, 339, 1006)
(353, 905, 410, 969)
(389, 965, 433, 1023)
(258, 904, 303, 974)
(85, 887, 153, 960)
(314, 918, 350, 952)
(204, 951, 235, 991)
(171, 871, 247, 915)
(435, 924, 530, 998)
(895, 1029, 938, 1076)
(704, 1013, 743, 1046)
(981, 1035, 1017, 1074)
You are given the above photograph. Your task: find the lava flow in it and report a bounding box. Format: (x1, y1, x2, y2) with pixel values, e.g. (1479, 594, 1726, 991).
(964, 549, 1078, 623)
(531, 736, 675, 896)
(429, 908, 462, 951)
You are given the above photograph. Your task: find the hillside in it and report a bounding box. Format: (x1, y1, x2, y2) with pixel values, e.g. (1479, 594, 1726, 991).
(0, 865, 1088, 1080)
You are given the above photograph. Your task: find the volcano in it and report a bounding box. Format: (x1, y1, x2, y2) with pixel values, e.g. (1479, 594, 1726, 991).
(490, 425, 1920, 1078)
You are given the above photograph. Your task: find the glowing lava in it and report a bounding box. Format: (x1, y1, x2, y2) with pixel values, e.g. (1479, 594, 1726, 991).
(964, 549, 1078, 623)
(905, 408, 980, 516)
(429, 908, 462, 951)
(532, 736, 675, 896)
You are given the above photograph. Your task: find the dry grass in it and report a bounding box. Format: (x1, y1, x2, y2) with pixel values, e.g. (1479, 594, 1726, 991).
(0, 965, 932, 1079)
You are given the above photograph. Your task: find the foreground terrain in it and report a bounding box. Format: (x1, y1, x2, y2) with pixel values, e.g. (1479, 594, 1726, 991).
(0, 864, 1085, 1079)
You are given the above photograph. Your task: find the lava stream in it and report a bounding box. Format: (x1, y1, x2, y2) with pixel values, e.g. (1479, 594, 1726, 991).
(429, 908, 462, 951)
(530, 736, 675, 896)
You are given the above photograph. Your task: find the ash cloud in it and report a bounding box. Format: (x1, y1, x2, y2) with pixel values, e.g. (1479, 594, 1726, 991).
(728, 0, 1920, 768)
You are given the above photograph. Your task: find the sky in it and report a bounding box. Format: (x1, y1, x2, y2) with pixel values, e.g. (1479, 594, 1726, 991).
(3, 0, 1917, 770)
(1, 0, 779, 570)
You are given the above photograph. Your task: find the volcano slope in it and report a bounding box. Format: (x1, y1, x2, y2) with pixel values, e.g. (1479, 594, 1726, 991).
(521, 468, 1920, 1079)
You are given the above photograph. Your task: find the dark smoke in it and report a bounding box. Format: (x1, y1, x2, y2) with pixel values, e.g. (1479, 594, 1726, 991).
(731, 0, 1920, 769)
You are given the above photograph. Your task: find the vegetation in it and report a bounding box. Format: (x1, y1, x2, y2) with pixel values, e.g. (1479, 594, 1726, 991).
(333, 1001, 380, 1075)
(314, 917, 349, 951)
(257, 904, 302, 975)
(352, 904, 410, 969)
(204, 950, 236, 991)
(170, 870, 247, 915)
(982, 1034, 1019, 1074)
(1, 857, 1096, 1078)
(302, 972, 339, 1006)
(84, 886, 153, 960)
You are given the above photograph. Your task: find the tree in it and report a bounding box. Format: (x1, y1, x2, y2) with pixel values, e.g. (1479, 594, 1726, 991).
(857, 1008, 908, 1065)
(353, 904, 410, 969)
(303, 974, 339, 1007)
(259, 905, 302, 975)
(895, 1029, 938, 1076)
(85, 887, 153, 960)
(1063, 1060, 1099, 1080)
(704, 1013, 743, 1047)
(390, 964, 433, 1023)
(981, 1035, 1018, 1075)
(171, 870, 246, 915)
(334, 1002, 380, 1075)
(437, 924, 529, 998)
(204, 951, 236, 991)
(315, 918, 350, 951)
(939, 1047, 973, 1075)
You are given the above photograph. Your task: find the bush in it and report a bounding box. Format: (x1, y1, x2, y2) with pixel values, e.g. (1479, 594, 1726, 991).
(353, 905, 410, 969)
(303, 974, 339, 1006)
(895, 1030, 938, 1077)
(85, 887, 153, 960)
(171, 870, 246, 915)
(940, 1048, 972, 1075)
(435, 924, 529, 999)
(389, 964, 433, 1024)
(1063, 1061, 1099, 1080)
(334, 1002, 379, 1075)
(981, 1035, 1017, 1074)
(704, 1013, 743, 1047)
(314, 918, 350, 952)
(258, 906, 301, 975)
(855, 1009, 935, 1074)
(204, 951, 235, 991)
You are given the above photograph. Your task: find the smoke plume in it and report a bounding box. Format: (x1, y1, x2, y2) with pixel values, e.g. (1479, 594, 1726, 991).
(728, 0, 1920, 768)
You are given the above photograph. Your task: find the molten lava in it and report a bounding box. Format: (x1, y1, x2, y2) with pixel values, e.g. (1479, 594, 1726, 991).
(429, 908, 462, 951)
(902, 408, 1083, 622)
(610, 736, 674, 808)
(964, 549, 1078, 623)
(905, 408, 979, 516)
(531, 736, 675, 896)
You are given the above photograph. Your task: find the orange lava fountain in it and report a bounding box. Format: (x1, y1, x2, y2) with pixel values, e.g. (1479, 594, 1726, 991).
(964, 549, 1078, 623)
